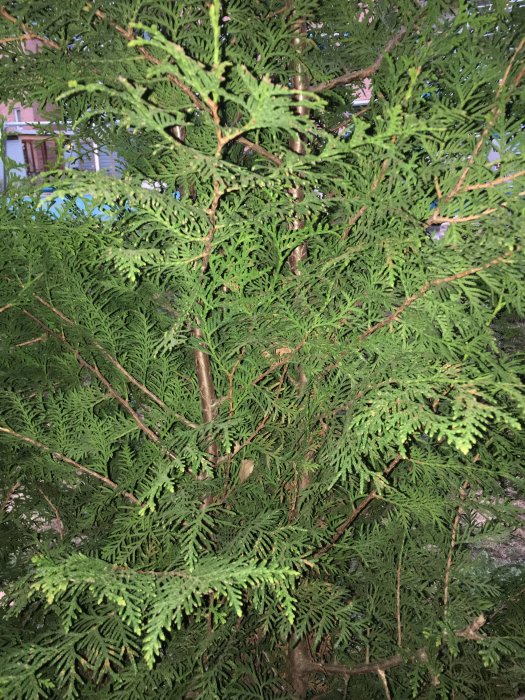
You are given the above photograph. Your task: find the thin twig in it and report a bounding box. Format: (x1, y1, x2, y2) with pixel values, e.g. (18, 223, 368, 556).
(0, 426, 139, 504)
(396, 538, 404, 647)
(377, 669, 392, 700)
(310, 27, 407, 93)
(14, 335, 47, 348)
(32, 294, 197, 424)
(23, 311, 177, 458)
(0, 7, 61, 49)
(2, 480, 21, 511)
(464, 169, 525, 192)
(359, 249, 517, 341)
(314, 454, 403, 557)
(38, 489, 65, 538)
(200, 180, 223, 272)
(237, 136, 283, 166)
(429, 37, 525, 222)
(443, 481, 469, 617)
(342, 152, 391, 239)
(252, 340, 306, 385)
(218, 365, 288, 466)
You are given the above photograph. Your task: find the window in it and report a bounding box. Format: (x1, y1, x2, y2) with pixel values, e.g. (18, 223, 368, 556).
(13, 108, 22, 123)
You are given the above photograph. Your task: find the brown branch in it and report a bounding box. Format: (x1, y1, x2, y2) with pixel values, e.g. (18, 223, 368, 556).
(310, 27, 407, 93)
(0, 303, 13, 313)
(0, 7, 61, 49)
(428, 207, 498, 224)
(377, 669, 392, 700)
(193, 326, 219, 465)
(359, 249, 516, 341)
(0, 426, 140, 504)
(429, 37, 525, 221)
(288, 20, 310, 276)
(89, 6, 283, 168)
(304, 614, 486, 681)
(23, 311, 177, 458)
(313, 454, 403, 557)
(14, 335, 47, 348)
(464, 169, 525, 192)
(2, 480, 21, 511)
(456, 613, 486, 641)
(39, 488, 65, 539)
(31, 294, 197, 427)
(307, 647, 428, 678)
(443, 481, 469, 616)
(237, 136, 283, 166)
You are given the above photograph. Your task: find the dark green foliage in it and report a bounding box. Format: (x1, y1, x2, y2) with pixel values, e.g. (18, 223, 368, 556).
(0, 1, 524, 697)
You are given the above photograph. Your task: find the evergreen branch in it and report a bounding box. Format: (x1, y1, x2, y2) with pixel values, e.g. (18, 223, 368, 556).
(89, 6, 203, 111)
(23, 311, 177, 458)
(0, 7, 61, 49)
(0, 426, 140, 504)
(429, 36, 525, 219)
(31, 294, 197, 427)
(90, 5, 283, 168)
(310, 27, 407, 93)
(359, 250, 517, 340)
(313, 454, 403, 557)
(443, 481, 469, 617)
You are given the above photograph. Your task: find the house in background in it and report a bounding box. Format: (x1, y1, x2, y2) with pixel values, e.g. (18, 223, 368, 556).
(1, 37, 125, 189)
(0, 98, 124, 190)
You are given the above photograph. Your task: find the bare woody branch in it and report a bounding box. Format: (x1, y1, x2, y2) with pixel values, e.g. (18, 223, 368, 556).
(0, 426, 140, 505)
(359, 249, 517, 341)
(310, 27, 407, 93)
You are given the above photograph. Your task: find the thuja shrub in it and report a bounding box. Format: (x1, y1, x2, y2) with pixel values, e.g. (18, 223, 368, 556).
(0, 1, 524, 697)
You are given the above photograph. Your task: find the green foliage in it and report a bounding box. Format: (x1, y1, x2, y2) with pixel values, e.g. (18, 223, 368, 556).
(0, 0, 524, 698)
